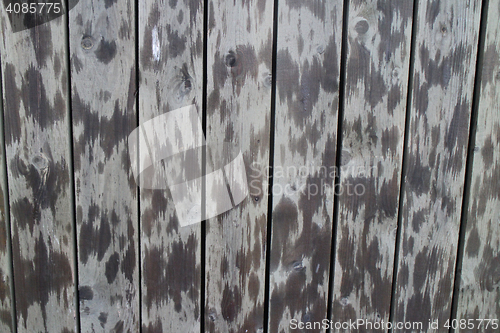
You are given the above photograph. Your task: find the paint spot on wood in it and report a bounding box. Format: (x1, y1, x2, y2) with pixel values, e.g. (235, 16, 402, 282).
(407, 153, 431, 195)
(167, 26, 186, 58)
(12, 232, 72, 329)
(466, 227, 480, 257)
(481, 135, 494, 168)
(142, 319, 163, 333)
(105, 252, 120, 283)
(12, 198, 36, 235)
(98, 312, 108, 328)
(426, 0, 441, 25)
(269, 197, 298, 271)
(143, 235, 199, 314)
(121, 240, 136, 283)
(21, 66, 65, 130)
(95, 39, 117, 64)
(79, 286, 94, 300)
(79, 211, 112, 264)
(286, 0, 326, 20)
(104, 0, 117, 8)
(3, 63, 22, 145)
(482, 45, 499, 87)
(30, 24, 53, 67)
(221, 284, 242, 322)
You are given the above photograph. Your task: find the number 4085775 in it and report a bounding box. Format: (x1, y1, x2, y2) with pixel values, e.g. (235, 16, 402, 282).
(6, 2, 62, 14)
(444, 319, 499, 330)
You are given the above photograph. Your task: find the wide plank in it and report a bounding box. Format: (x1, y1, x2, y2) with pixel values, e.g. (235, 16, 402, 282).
(331, 0, 414, 325)
(267, 0, 343, 332)
(455, 0, 500, 330)
(0, 8, 77, 333)
(204, 0, 274, 331)
(391, 0, 482, 329)
(69, 0, 139, 331)
(138, 0, 204, 331)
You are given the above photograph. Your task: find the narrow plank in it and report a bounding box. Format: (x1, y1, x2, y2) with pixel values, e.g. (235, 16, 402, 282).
(331, 0, 414, 325)
(392, 0, 483, 329)
(456, 0, 500, 329)
(0, 50, 15, 332)
(267, 1, 343, 331)
(138, 0, 204, 331)
(0, 9, 77, 333)
(204, 0, 274, 331)
(69, 0, 139, 331)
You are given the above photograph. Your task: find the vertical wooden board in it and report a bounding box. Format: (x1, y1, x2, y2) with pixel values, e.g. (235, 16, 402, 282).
(456, 0, 500, 329)
(138, 0, 203, 331)
(204, 0, 273, 331)
(392, 0, 482, 329)
(0, 8, 77, 333)
(0, 51, 14, 332)
(139, 0, 204, 332)
(69, 0, 138, 331)
(267, 1, 342, 331)
(331, 0, 413, 324)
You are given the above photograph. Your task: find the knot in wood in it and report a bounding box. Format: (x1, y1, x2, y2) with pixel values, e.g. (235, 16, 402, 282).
(208, 310, 217, 322)
(292, 260, 305, 272)
(32, 153, 49, 171)
(81, 36, 94, 50)
(340, 297, 349, 307)
(264, 74, 272, 88)
(355, 19, 369, 34)
(225, 51, 237, 67)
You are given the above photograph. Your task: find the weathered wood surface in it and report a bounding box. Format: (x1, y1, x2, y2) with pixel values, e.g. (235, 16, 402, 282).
(69, 0, 139, 331)
(0, 49, 14, 332)
(138, 0, 204, 331)
(456, 0, 500, 329)
(204, 0, 274, 331)
(331, 0, 414, 325)
(391, 0, 482, 329)
(0, 10, 77, 333)
(267, 1, 343, 332)
(0, 1, 498, 332)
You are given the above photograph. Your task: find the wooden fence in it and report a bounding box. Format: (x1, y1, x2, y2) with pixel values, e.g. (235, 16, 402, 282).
(0, 0, 498, 332)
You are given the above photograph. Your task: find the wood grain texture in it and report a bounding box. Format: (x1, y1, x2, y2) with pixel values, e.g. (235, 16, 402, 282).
(0, 48, 15, 332)
(456, 0, 500, 329)
(267, 1, 343, 332)
(138, 0, 203, 331)
(392, 0, 482, 329)
(0, 9, 77, 333)
(331, 0, 413, 325)
(204, 0, 274, 331)
(69, 0, 139, 331)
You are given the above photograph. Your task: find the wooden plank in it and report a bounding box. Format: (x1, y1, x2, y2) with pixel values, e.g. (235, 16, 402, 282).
(331, 0, 414, 325)
(0, 50, 15, 332)
(456, 0, 500, 329)
(392, 0, 483, 329)
(68, 0, 139, 331)
(0, 9, 77, 333)
(138, 0, 204, 331)
(204, 0, 274, 331)
(267, 1, 343, 331)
